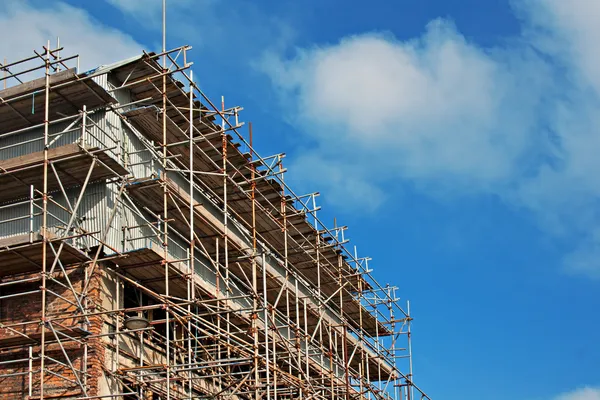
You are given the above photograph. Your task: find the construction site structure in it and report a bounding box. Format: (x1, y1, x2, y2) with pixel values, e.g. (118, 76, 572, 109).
(0, 41, 432, 400)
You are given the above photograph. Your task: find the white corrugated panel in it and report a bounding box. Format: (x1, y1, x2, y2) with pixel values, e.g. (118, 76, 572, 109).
(107, 73, 132, 110)
(0, 182, 106, 248)
(0, 118, 81, 161)
(123, 125, 155, 178)
(0, 198, 37, 240)
(92, 74, 109, 91)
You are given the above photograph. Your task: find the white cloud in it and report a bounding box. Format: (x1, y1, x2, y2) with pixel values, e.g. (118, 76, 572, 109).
(555, 387, 600, 400)
(0, 0, 143, 80)
(563, 232, 600, 279)
(265, 21, 547, 194)
(103, 0, 292, 58)
(289, 153, 385, 212)
(105, 0, 163, 22)
(105, 0, 204, 25)
(519, 0, 600, 92)
(261, 1, 600, 277)
(3, 0, 599, 277)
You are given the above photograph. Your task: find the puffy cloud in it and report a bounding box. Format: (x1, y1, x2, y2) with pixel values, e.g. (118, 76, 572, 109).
(265, 21, 548, 195)
(0, 0, 143, 76)
(289, 153, 385, 212)
(105, 0, 208, 25)
(105, 0, 164, 22)
(555, 387, 600, 400)
(261, 1, 600, 277)
(104, 0, 292, 57)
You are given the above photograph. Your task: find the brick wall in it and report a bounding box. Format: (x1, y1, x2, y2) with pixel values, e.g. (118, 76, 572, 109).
(0, 265, 107, 400)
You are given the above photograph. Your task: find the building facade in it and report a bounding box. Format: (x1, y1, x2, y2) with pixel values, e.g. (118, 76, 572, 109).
(0, 45, 427, 400)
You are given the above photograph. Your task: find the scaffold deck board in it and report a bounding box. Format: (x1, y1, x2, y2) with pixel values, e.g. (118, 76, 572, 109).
(0, 68, 115, 135)
(111, 247, 253, 329)
(0, 233, 90, 276)
(122, 106, 385, 334)
(0, 46, 425, 400)
(0, 143, 128, 204)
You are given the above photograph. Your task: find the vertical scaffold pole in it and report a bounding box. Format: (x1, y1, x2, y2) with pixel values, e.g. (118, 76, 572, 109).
(39, 40, 51, 400)
(221, 94, 228, 394)
(249, 122, 260, 400)
(161, 1, 171, 398)
(29, 185, 34, 243)
(315, 219, 322, 394)
(28, 346, 33, 398)
(295, 278, 301, 399)
(357, 247, 365, 397)
(407, 300, 414, 400)
(262, 252, 271, 399)
(188, 69, 195, 399)
(275, 154, 287, 400)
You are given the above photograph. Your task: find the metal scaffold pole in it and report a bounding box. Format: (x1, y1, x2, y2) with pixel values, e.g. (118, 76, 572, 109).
(162, 1, 172, 398)
(0, 32, 433, 399)
(39, 38, 51, 400)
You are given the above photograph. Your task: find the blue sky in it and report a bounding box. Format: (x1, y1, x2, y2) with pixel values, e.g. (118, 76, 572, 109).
(1, 1, 599, 399)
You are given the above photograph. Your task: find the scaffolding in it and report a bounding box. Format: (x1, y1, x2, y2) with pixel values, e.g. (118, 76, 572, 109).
(0, 40, 431, 400)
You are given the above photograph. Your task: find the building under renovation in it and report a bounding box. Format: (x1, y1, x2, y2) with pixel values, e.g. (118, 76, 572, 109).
(0, 42, 430, 400)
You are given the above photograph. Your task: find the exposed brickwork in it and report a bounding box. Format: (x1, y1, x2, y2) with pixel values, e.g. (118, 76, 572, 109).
(0, 264, 108, 400)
